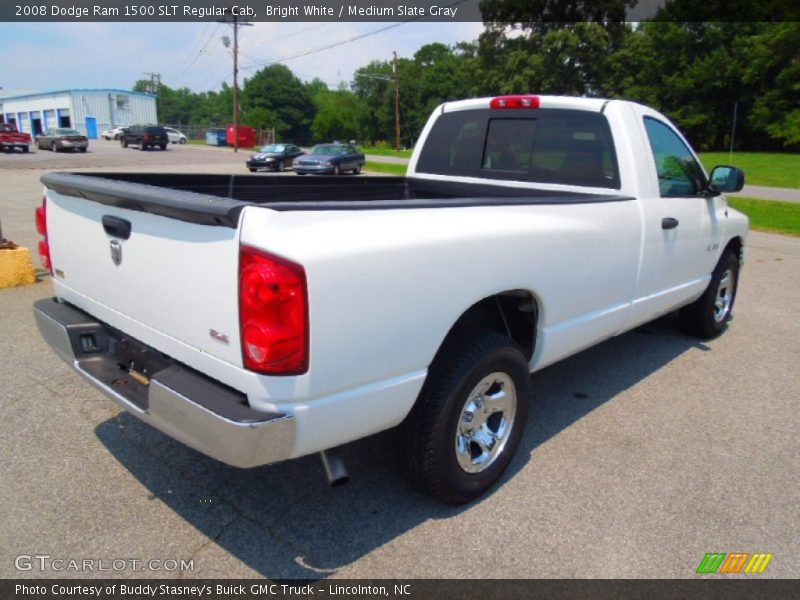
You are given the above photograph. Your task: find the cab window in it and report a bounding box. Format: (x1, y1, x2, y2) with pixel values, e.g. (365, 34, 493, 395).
(643, 117, 706, 197)
(416, 108, 620, 188)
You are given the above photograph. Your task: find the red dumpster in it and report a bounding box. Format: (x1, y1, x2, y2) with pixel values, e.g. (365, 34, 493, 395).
(226, 125, 255, 148)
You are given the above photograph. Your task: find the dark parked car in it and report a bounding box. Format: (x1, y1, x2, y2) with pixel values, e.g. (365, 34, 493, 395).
(120, 125, 169, 150)
(35, 128, 88, 152)
(294, 143, 365, 175)
(246, 143, 304, 172)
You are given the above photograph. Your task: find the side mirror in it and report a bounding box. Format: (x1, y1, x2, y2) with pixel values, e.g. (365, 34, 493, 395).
(709, 165, 745, 193)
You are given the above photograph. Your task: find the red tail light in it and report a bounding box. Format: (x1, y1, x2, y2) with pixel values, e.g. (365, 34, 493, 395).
(34, 196, 52, 272)
(490, 95, 540, 109)
(143, 134, 151, 140)
(239, 245, 308, 375)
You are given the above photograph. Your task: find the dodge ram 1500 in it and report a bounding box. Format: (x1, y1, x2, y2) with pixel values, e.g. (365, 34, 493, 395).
(34, 95, 748, 503)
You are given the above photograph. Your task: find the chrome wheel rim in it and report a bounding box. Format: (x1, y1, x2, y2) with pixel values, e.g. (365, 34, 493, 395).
(713, 268, 735, 323)
(455, 372, 517, 474)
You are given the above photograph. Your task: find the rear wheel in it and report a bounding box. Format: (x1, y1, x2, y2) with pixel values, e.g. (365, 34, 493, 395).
(160, 143, 167, 150)
(22, 145, 29, 153)
(248, 168, 257, 173)
(139, 142, 147, 151)
(120, 138, 128, 148)
(353, 164, 362, 175)
(276, 160, 284, 172)
(333, 164, 341, 176)
(680, 250, 740, 339)
(398, 331, 531, 504)
(179, 138, 187, 144)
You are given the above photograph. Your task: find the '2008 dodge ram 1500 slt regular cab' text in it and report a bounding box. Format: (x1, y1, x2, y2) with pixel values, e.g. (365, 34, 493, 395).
(33, 96, 748, 504)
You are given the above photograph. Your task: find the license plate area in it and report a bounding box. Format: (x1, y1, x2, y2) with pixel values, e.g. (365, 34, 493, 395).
(79, 335, 173, 411)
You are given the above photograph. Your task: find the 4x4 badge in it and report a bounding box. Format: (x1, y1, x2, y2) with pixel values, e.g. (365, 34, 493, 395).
(110, 240, 122, 265)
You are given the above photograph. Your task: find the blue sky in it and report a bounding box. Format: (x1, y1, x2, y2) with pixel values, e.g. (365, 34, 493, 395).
(0, 21, 485, 94)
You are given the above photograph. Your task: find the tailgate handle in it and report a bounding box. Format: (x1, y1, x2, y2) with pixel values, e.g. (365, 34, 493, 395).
(102, 216, 132, 240)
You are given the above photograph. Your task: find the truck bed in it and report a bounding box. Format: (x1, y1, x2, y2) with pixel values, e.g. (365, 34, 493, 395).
(41, 172, 632, 228)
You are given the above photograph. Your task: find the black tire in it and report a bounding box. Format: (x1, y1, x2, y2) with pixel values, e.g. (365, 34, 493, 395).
(276, 160, 284, 172)
(680, 250, 740, 339)
(397, 330, 531, 504)
(51, 142, 58, 152)
(179, 138, 187, 144)
(249, 168, 257, 173)
(120, 139, 128, 148)
(35, 140, 41, 150)
(139, 142, 147, 151)
(22, 145, 29, 153)
(353, 164, 362, 175)
(333, 164, 341, 176)
(160, 143, 167, 150)
(79, 148, 87, 153)
(296, 172, 306, 175)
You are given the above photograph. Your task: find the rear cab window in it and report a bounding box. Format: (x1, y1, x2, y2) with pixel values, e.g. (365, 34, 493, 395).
(416, 108, 620, 189)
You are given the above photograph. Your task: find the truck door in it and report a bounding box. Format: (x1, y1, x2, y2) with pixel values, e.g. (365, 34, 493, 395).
(640, 115, 723, 317)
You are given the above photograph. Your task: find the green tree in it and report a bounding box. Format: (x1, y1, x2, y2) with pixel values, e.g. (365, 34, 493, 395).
(241, 65, 315, 140)
(243, 106, 286, 133)
(742, 23, 800, 147)
(311, 88, 364, 142)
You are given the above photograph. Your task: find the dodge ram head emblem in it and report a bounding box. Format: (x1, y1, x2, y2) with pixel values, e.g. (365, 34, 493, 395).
(109, 240, 122, 265)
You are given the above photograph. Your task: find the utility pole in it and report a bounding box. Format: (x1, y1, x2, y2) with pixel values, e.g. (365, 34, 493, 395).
(393, 51, 401, 152)
(143, 72, 162, 123)
(219, 14, 252, 153)
(729, 101, 738, 163)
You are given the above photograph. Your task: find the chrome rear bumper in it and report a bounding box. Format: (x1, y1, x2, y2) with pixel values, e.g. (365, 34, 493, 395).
(33, 298, 295, 468)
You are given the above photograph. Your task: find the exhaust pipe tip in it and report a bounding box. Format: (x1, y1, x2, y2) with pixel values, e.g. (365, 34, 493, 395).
(320, 449, 350, 487)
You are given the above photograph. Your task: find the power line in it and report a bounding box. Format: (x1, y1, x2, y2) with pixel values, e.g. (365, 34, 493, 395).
(241, 21, 407, 72)
(174, 23, 221, 83)
(172, 22, 212, 79)
(240, 0, 468, 71)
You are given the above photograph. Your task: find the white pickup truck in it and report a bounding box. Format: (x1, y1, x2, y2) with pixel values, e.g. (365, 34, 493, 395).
(34, 95, 748, 504)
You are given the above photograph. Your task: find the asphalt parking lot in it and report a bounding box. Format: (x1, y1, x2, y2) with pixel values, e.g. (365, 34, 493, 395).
(0, 144, 798, 579)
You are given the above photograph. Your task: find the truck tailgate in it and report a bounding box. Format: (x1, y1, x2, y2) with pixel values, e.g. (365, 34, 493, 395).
(44, 186, 244, 368)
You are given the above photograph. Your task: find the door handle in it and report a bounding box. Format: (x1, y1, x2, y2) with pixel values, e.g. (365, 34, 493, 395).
(102, 215, 132, 240)
(662, 217, 679, 230)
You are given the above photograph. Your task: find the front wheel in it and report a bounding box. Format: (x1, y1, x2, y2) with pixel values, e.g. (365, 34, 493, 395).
(120, 139, 128, 148)
(179, 138, 187, 144)
(353, 164, 362, 175)
(397, 331, 531, 504)
(333, 164, 341, 176)
(680, 250, 740, 339)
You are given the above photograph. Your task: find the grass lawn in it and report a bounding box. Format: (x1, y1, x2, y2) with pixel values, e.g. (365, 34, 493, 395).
(359, 146, 413, 159)
(728, 197, 800, 237)
(363, 161, 408, 176)
(699, 152, 800, 189)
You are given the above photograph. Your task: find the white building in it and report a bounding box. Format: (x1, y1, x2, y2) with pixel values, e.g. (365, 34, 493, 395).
(0, 89, 157, 138)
